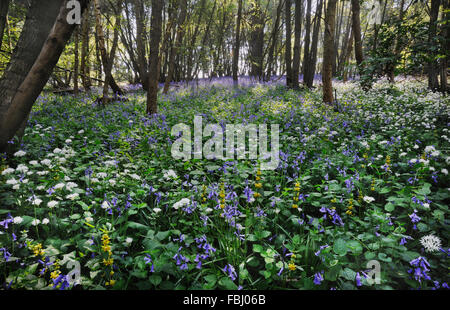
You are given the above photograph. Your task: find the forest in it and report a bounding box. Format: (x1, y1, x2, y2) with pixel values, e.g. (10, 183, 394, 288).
(0, 0, 449, 291)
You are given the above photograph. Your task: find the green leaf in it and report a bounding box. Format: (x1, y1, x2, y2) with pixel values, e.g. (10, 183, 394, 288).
(218, 277, 238, 290)
(384, 203, 395, 212)
(149, 275, 162, 287)
(127, 221, 148, 230)
(325, 265, 341, 281)
(204, 274, 217, 285)
(347, 240, 363, 255)
(378, 253, 392, 262)
(340, 268, 357, 281)
(253, 244, 263, 253)
(379, 187, 391, 194)
(364, 251, 376, 260)
(333, 238, 348, 256)
(155, 230, 171, 241)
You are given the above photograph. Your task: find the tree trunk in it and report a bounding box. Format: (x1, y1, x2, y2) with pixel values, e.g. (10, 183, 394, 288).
(93, 0, 123, 97)
(292, 0, 302, 89)
(440, 0, 449, 93)
(342, 29, 353, 82)
(186, 0, 206, 82)
(163, 0, 188, 94)
(428, 0, 441, 91)
(285, 0, 292, 87)
(0, 0, 64, 155)
(134, 0, 148, 91)
(80, 7, 92, 90)
(232, 0, 243, 85)
(322, 0, 337, 104)
(302, 0, 312, 82)
(0, 0, 10, 51)
(249, 0, 264, 80)
(351, 0, 364, 70)
(146, 0, 163, 115)
(266, 0, 283, 81)
(0, 0, 90, 154)
(101, 4, 121, 105)
(74, 26, 79, 95)
(304, 0, 323, 88)
(337, 4, 351, 75)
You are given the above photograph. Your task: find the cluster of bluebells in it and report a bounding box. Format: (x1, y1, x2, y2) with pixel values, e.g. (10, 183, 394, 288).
(408, 256, 431, 283)
(409, 210, 421, 230)
(193, 235, 216, 269)
(319, 207, 344, 226)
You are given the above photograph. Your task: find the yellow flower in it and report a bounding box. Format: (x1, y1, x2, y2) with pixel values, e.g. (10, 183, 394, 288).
(292, 204, 298, 209)
(254, 183, 262, 189)
(253, 192, 261, 198)
(109, 279, 116, 286)
(50, 270, 61, 280)
(103, 257, 113, 266)
(288, 262, 296, 271)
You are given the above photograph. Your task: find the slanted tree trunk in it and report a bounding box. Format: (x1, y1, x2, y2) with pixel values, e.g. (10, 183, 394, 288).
(80, 8, 92, 90)
(322, 0, 337, 104)
(146, 0, 163, 115)
(428, 0, 441, 91)
(0, 0, 64, 155)
(232, 0, 243, 85)
(285, 0, 293, 87)
(292, 0, 302, 89)
(163, 0, 188, 94)
(0, 0, 90, 154)
(0, 0, 10, 51)
(93, 0, 123, 97)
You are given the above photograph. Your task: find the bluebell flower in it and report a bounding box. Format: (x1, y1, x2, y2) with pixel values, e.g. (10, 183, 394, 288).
(0, 248, 11, 262)
(223, 264, 237, 281)
(356, 272, 362, 287)
(313, 271, 324, 285)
